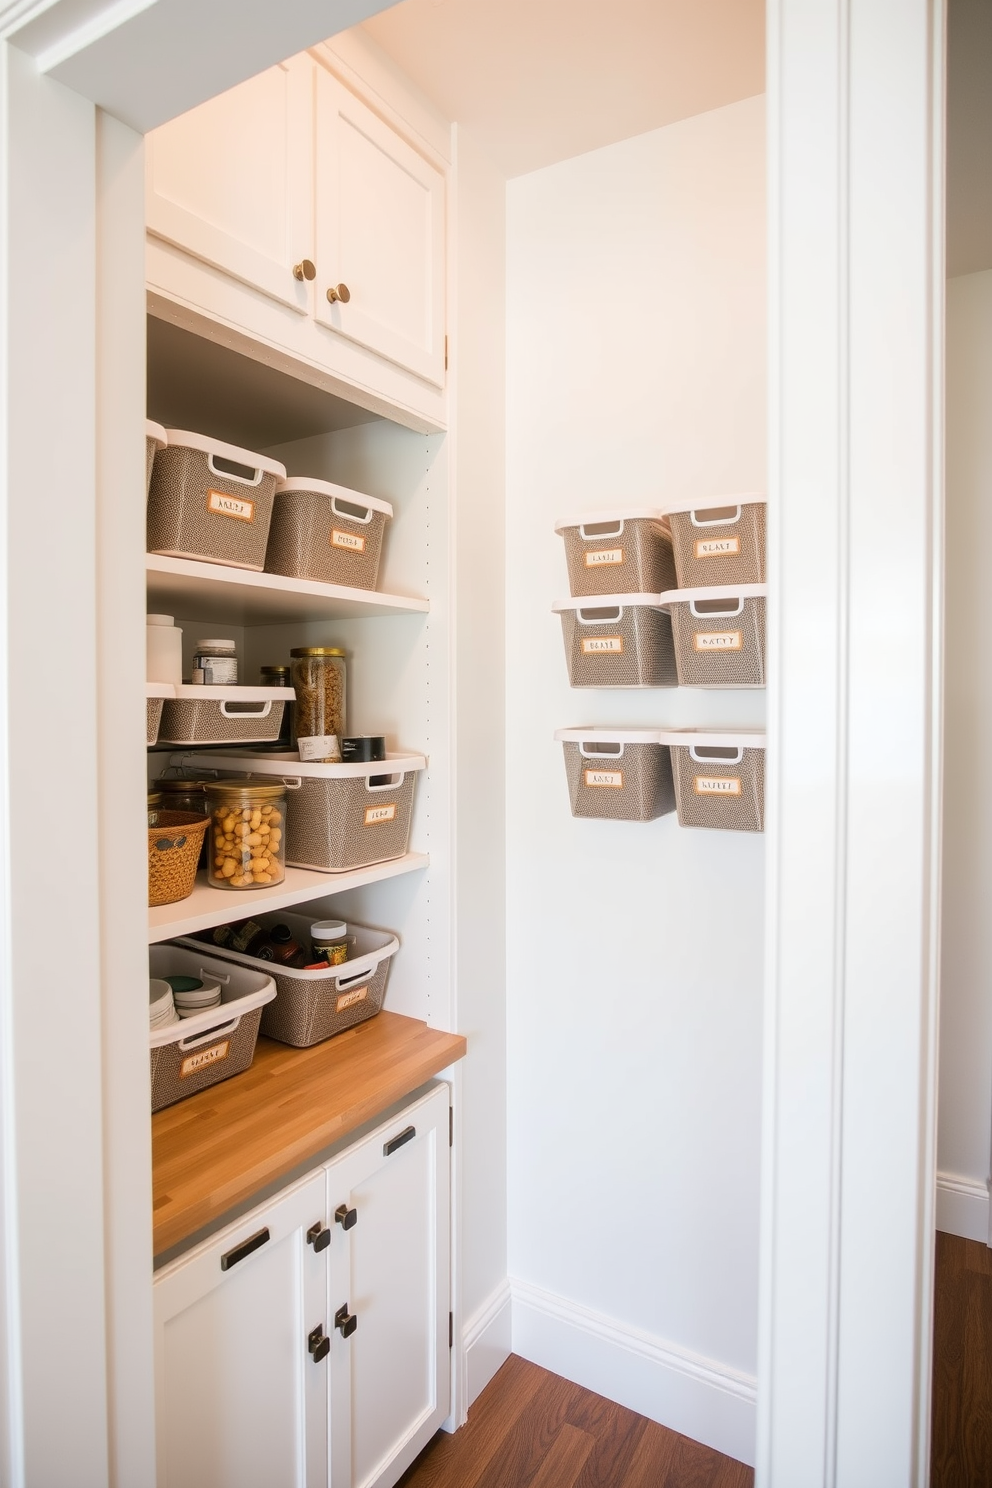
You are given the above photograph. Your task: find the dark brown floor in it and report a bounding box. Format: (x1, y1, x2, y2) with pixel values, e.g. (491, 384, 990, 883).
(397, 1354, 753, 1488)
(932, 1230, 992, 1487)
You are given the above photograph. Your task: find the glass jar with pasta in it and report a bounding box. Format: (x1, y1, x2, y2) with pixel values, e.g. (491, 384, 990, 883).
(290, 646, 346, 762)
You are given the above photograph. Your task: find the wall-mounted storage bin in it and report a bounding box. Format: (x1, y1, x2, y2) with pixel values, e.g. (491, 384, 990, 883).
(265, 477, 393, 591)
(178, 750, 426, 873)
(661, 585, 767, 688)
(146, 420, 166, 501)
(555, 728, 675, 821)
(146, 681, 174, 746)
(659, 730, 766, 832)
(147, 429, 286, 570)
(158, 686, 293, 746)
(555, 510, 676, 597)
(663, 494, 766, 588)
(148, 943, 275, 1111)
(179, 916, 399, 1048)
(553, 595, 678, 688)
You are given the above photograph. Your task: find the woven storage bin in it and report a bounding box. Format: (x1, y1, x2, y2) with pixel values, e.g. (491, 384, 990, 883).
(266, 478, 393, 590)
(555, 510, 676, 597)
(660, 730, 766, 832)
(148, 944, 275, 1111)
(553, 595, 678, 688)
(146, 682, 173, 746)
(179, 916, 399, 1048)
(158, 686, 291, 746)
(663, 585, 767, 688)
(148, 810, 210, 907)
(177, 750, 427, 872)
(664, 494, 766, 588)
(147, 430, 286, 570)
(555, 729, 675, 821)
(146, 420, 166, 501)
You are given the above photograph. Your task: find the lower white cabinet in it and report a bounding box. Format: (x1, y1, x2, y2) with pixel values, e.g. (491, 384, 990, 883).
(153, 1084, 450, 1488)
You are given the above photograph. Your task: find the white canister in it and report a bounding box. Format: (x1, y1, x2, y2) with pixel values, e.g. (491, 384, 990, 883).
(147, 614, 182, 686)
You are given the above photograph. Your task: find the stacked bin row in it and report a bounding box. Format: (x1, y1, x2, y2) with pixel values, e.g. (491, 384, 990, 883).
(553, 496, 767, 831)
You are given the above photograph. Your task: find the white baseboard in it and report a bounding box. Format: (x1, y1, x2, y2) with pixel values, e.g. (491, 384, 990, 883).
(463, 1279, 512, 1411)
(510, 1277, 756, 1468)
(936, 1170, 990, 1244)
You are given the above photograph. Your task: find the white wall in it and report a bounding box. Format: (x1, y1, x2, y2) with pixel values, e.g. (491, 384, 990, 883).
(505, 96, 765, 1466)
(937, 268, 992, 1243)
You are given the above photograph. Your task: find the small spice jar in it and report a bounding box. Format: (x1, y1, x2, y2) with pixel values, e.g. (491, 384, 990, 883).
(192, 638, 238, 685)
(204, 779, 287, 890)
(309, 919, 350, 967)
(290, 647, 346, 762)
(259, 665, 293, 748)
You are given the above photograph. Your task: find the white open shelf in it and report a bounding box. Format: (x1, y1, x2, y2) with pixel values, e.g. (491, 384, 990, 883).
(146, 554, 430, 625)
(148, 852, 430, 943)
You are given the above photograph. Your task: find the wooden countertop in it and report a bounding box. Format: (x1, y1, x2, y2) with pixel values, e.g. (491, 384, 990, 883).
(152, 1012, 466, 1256)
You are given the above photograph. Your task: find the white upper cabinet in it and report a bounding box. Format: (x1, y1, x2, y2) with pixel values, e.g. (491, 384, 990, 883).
(314, 69, 446, 388)
(146, 55, 314, 315)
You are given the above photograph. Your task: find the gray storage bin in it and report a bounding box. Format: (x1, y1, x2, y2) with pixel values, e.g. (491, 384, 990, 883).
(555, 509, 676, 597)
(146, 682, 173, 746)
(555, 729, 675, 821)
(158, 687, 291, 746)
(663, 585, 767, 688)
(147, 429, 286, 570)
(660, 730, 766, 832)
(553, 594, 678, 688)
(146, 420, 166, 501)
(265, 477, 392, 590)
(664, 494, 766, 588)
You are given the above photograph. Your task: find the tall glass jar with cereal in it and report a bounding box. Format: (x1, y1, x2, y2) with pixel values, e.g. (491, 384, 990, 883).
(290, 646, 346, 762)
(204, 780, 287, 889)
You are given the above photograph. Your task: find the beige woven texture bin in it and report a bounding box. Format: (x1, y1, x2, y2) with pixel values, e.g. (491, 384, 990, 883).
(556, 510, 677, 597)
(147, 430, 286, 570)
(266, 478, 392, 590)
(554, 596, 678, 688)
(663, 586, 766, 687)
(660, 731, 766, 832)
(556, 730, 676, 821)
(664, 495, 766, 588)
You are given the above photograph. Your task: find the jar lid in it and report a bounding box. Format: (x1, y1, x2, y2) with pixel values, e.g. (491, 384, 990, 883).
(290, 647, 345, 658)
(147, 614, 175, 627)
(204, 778, 287, 799)
(157, 777, 207, 792)
(311, 920, 347, 940)
(260, 664, 290, 674)
(195, 639, 237, 650)
(147, 790, 163, 804)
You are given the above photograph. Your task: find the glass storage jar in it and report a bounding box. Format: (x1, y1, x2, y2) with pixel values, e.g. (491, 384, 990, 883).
(204, 779, 287, 890)
(158, 778, 210, 866)
(192, 638, 238, 685)
(290, 647, 346, 762)
(259, 664, 293, 749)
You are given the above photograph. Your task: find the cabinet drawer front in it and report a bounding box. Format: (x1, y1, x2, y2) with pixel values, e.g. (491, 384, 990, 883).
(314, 69, 446, 388)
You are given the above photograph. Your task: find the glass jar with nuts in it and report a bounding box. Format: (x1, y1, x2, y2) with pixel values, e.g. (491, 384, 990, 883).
(204, 779, 287, 890)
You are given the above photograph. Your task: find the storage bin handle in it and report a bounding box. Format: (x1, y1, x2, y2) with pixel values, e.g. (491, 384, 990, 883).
(689, 745, 744, 765)
(577, 605, 622, 624)
(578, 742, 624, 759)
(281, 777, 303, 789)
(689, 504, 741, 528)
(689, 596, 744, 619)
(578, 518, 623, 540)
(335, 959, 377, 988)
(219, 700, 272, 719)
(330, 495, 374, 525)
(366, 773, 403, 792)
(178, 1016, 240, 1050)
(198, 967, 232, 986)
(207, 452, 264, 488)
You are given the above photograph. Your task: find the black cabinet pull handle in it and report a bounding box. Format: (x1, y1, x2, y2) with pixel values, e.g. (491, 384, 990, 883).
(335, 1203, 357, 1230)
(335, 1303, 358, 1339)
(220, 1227, 270, 1271)
(308, 1324, 330, 1363)
(307, 1222, 331, 1252)
(383, 1125, 416, 1157)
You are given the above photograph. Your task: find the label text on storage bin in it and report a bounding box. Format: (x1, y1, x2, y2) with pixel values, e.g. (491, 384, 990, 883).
(364, 803, 397, 825)
(207, 489, 255, 523)
(695, 536, 740, 559)
(179, 1040, 231, 1078)
(332, 528, 366, 554)
(694, 776, 742, 796)
(584, 769, 623, 788)
(581, 636, 624, 655)
(585, 548, 623, 567)
(336, 985, 369, 1012)
(694, 630, 742, 651)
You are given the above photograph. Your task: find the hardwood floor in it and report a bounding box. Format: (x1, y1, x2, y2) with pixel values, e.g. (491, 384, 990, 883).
(932, 1230, 992, 1487)
(397, 1355, 753, 1488)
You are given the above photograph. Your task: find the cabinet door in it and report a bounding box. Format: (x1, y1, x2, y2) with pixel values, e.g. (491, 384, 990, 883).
(313, 69, 446, 388)
(146, 54, 314, 314)
(326, 1085, 450, 1488)
(153, 1171, 328, 1488)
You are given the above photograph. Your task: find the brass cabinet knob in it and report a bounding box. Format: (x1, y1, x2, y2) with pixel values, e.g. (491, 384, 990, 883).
(326, 283, 351, 304)
(293, 259, 316, 281)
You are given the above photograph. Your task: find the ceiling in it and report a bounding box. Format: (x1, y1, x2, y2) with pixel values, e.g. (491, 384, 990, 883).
(362, 0, 765, 179)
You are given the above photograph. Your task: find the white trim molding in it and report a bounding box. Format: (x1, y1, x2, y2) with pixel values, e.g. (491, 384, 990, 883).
(936, 1171, 990, 1245)
(463, 1280, 512, 1411)
(510, 1278, 756, 1468)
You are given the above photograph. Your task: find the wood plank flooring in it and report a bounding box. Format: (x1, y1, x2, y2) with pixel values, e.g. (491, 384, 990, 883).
(931, 1229, 992, 1487)
(397, 1355, 753, 1488)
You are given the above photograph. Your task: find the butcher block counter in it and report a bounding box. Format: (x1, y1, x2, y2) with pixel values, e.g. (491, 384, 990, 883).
(152, 1011, 466, 1257)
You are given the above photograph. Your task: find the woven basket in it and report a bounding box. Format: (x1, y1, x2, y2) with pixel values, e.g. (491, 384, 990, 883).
(148, 810, 209, 907)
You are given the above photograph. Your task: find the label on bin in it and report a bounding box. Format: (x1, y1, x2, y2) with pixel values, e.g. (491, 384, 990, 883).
(695, 535, 740, 559)
(581, 636, 624, 655)
(206, 489, 255, 523)
(179, 1040, 231, 1078)
(584, 769, 623, 789)
(364, 803, 397, 825)
(332, 528, 366, 554)
(694, 630, 742, 651)
(585, 547, 623, 567)
(336, 985, 369, 1012)
(694, 776, 741, 796)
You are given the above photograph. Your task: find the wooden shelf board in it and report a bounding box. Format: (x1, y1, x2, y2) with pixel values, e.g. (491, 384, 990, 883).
(152, 1013, 466, 1256)
(148, 853, 429, 943)
(146, 553, 429, 625)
